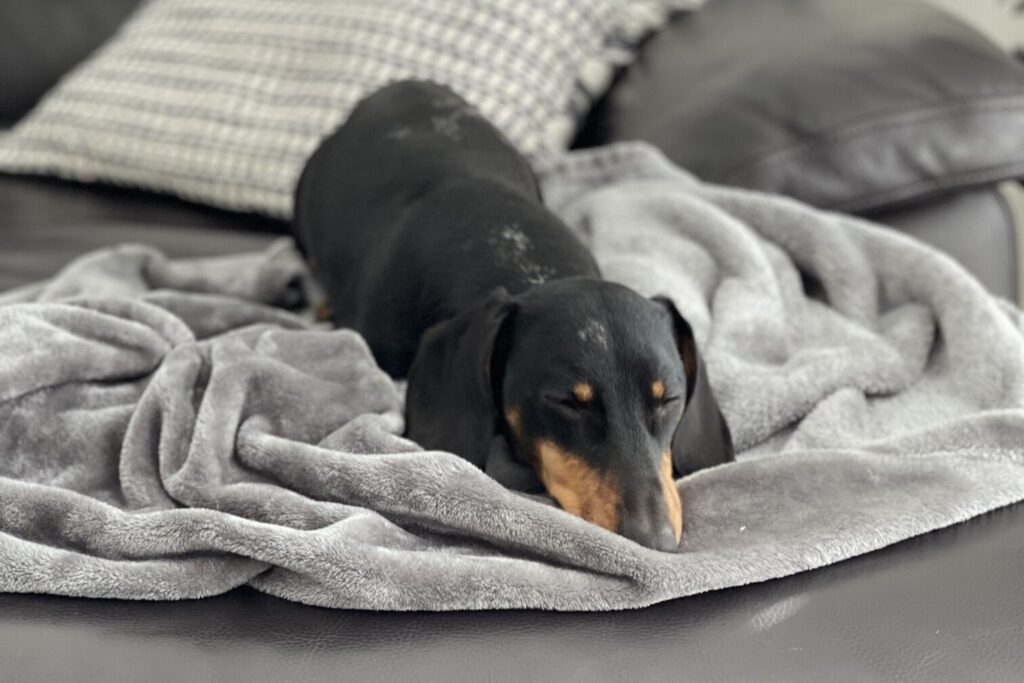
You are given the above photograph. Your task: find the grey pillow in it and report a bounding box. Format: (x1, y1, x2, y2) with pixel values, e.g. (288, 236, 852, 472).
(574, 0, 1024, 213)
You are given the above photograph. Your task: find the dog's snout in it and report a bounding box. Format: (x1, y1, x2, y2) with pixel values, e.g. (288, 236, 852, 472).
(533, 441, 683, 551)
(619, 488, 682, 553)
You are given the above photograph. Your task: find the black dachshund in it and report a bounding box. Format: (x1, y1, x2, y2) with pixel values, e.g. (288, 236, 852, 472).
(293, 80, 733, 552)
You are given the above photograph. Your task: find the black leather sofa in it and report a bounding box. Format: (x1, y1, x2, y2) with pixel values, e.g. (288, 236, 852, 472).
(2, 1, 1022, 681)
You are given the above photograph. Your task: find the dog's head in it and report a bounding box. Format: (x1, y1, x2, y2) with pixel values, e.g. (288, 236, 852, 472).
(405, 278, 733, 552)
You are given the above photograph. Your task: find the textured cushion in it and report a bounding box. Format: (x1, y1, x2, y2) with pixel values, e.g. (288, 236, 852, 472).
(574, 0, 1024, 213)
(0, 0, 688, 218)
(0, 0, 143, 128)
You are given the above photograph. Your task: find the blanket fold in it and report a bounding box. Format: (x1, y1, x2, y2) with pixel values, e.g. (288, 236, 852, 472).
(2, 142, 1022, 611)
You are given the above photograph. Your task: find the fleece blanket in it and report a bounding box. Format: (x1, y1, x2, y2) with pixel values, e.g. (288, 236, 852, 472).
(1, 142, 1023, 611)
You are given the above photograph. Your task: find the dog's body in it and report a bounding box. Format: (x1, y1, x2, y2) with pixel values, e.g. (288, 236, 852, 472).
(294, 82, 598, 377)
(293, 81, 733, 552)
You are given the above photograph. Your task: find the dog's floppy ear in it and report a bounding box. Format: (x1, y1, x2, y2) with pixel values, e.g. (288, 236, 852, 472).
(404, 288, 516, 469)
(654, 297, 734, 475)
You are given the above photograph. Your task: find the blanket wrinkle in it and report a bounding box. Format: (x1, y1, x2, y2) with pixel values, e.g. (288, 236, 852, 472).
(1, 141, 1023, 610)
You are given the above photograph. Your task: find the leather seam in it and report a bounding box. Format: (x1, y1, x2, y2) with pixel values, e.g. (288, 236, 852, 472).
(831, 160, 1024, 213)
(719, 94, 1024, 184)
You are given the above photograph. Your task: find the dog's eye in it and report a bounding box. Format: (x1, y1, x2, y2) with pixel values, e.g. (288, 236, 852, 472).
(656, 395, 682, 411)
(543, 394, 585, 417)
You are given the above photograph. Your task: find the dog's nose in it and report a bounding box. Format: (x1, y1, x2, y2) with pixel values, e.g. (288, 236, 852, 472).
(620, 514, 679, 552)
(619, 491, 681, 553)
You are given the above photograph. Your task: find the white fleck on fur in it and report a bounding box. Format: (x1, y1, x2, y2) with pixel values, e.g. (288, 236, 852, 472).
(487, 223, 555, 285)
(431, 94, 465, 109)
(384, 126, 412, 140)
(577, 319, 609, 348)
(429, 104, 480, 140)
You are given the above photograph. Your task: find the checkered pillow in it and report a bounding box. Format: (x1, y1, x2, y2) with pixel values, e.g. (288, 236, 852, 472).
(0, 0, 693, 218)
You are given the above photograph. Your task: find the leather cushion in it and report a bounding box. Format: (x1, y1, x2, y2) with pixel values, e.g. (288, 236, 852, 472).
(574, 0, 1024, 213)
(0, 0, 143, 127)
(0, 175, 285, 291)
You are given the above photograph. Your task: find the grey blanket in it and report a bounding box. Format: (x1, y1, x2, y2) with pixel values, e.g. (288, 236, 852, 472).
(2, 142, 1023, 611)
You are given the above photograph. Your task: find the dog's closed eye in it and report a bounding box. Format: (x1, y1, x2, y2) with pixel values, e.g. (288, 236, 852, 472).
(655, 394, 681, 409)
(542, 383, 598, 419)
(544, 391, 589, 417)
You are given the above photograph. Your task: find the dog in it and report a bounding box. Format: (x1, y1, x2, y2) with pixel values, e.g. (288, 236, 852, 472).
(292, 80, 733, 552)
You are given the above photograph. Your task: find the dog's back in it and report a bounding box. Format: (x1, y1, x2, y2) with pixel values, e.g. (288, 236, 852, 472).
(293, 80, 598, 376)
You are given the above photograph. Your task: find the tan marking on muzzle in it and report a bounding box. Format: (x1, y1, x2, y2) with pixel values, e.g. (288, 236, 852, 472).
(661, 450, 683, 542)
(534, 439, 620, 533)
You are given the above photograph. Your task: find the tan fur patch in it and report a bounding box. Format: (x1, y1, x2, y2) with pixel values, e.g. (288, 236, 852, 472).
(535, 439, 620, 532)
(661, 450, 683, 542)
(652, 380, 666, 400)
(504, 407, 522, 437)
(573, 382, 593, 402)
